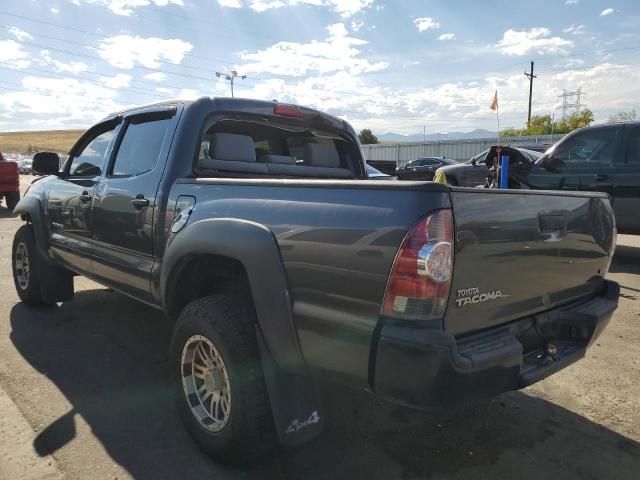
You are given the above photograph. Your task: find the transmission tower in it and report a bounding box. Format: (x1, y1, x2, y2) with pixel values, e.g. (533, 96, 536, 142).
(557, 87, 587, 118)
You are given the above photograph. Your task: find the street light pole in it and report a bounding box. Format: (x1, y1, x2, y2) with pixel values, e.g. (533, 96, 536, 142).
(215, 70, 247, 98)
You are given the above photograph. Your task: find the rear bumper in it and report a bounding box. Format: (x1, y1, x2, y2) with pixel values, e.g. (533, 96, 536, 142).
(373, 280, 619, 409)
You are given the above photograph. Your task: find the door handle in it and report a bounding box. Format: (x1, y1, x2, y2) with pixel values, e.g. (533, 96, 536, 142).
(130, 195, 150, 208)
(79, 192, 92, 202)
(594, 173, 610, 181)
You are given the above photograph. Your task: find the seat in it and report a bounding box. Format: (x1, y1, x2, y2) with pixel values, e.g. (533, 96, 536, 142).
(198, 133, 268, 174)
(304, 143, 341, 168)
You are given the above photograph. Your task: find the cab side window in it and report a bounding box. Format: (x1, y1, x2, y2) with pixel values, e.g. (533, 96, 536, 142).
(68, 129, 116, 177)
(624, 125, 640, 166)
(111, 118, 172, 177)
(551, 127, 618, 170)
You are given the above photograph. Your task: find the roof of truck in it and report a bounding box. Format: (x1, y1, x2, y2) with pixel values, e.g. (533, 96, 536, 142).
(106, 96, 346, 126)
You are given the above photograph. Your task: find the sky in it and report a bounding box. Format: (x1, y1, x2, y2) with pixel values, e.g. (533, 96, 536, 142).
(0, 0, 639, 135)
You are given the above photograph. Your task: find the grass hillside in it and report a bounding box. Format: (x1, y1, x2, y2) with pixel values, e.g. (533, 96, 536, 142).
(0, 129, 85, 154)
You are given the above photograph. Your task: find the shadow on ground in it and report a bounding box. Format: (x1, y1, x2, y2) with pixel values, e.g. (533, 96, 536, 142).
(10, 289, 640, 480)
(610, 243, 640, 276)
(0, 205, 17, 218)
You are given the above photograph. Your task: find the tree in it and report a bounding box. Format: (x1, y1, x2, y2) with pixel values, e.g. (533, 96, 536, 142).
(527, 114, 553, 135)
(608, 109, 637, 123)
(501, 109, 594, 137)
(358, 129, 378, 144)
(555, 109, 594, 133)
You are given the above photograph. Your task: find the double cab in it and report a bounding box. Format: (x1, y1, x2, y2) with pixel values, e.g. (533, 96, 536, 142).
(12, 97, 618, 460)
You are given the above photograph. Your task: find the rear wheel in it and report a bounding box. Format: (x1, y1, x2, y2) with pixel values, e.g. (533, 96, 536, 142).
(5, 191, 20, 211)
(170, 295, 277, 462)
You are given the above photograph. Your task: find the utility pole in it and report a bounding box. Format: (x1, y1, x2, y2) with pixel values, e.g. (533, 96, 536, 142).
(216, 70, 246, 97)
(524, 61, 536, 127)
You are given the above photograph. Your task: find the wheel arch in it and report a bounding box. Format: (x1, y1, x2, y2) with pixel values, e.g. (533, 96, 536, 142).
(13, 195, 50, 261)
(160, 218, 305, 376)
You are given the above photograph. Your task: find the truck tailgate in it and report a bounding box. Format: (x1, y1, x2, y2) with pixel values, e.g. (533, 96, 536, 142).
(446, 188, 616, 336)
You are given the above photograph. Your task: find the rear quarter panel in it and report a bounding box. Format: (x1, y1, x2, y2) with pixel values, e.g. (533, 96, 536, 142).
(163, 179, 451, 387)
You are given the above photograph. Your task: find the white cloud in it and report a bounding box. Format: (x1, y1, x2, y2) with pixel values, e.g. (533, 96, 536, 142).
(414, 17, 440, 32)
(236, 22, 388, 77)
(563, 24, 584, 35)
(73, 0, 184, 16)
(39, 50, 88, 73)
(351, 20, 364, 32)
(438, 33, 456, 41)
(0, 40, 31, 69)
(496, 28, 573, 56)
(144, 72, 167, 81)
(100, 73, 132, 88)
(565, 0, 578, 4)
(600, 8, 614, 16)
(0, 76, 130, 130)
(51, 7, 60, 13)
(8, 27, 33, 41)
(217, 0, 242, 6)
(219, 0, 372, 17)
(97, 35, 193, 68)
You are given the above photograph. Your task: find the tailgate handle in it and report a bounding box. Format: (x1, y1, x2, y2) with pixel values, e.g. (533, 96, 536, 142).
(594, 173, 610, 181)
(539, 214, 566, 241)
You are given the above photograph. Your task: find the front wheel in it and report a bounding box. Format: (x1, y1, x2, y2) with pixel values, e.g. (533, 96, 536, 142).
(170, 295, 277, 462)
(12, 224, 50, 305)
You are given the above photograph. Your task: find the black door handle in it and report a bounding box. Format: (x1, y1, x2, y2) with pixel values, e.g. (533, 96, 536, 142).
(594, 173, 610, 181)
(79, 192, 92, 202)
(130, 195, 149, 208)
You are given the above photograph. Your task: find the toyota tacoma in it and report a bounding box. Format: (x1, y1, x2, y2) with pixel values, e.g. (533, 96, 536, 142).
(11, 97, 619, 460)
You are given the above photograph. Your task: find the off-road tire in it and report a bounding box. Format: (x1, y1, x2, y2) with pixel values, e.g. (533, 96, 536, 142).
(5, 191, 20, 211)
(12, 224, 51, 306)
(170, 295, 277, 462)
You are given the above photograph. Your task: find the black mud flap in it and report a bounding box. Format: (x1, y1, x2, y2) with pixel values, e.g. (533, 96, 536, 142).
(256, 327, 324, 447)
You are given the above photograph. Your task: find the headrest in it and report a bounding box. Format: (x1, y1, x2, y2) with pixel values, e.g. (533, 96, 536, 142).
(258, 154, 296, 165)
(211, 133, 256, 163)
(304, 143, 340, 168)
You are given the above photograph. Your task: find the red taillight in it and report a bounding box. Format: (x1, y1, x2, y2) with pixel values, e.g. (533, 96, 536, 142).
(382, 209, 454, 321)
(274, 104, 303, 117)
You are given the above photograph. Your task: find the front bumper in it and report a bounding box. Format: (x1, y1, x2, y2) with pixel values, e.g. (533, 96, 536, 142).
(373, 280, 619, 409)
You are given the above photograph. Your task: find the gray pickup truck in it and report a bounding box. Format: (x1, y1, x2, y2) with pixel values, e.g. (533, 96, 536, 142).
(12, 97, 619, 461)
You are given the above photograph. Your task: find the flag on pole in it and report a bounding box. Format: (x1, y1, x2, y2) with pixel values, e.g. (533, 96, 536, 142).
(489, 90, 498, 111)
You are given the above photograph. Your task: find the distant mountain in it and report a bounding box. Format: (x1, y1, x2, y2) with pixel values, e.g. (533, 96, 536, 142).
(377, 129, 496, 143)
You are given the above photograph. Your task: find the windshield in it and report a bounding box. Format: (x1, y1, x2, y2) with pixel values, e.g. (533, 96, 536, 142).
(468, 149, 490, 164)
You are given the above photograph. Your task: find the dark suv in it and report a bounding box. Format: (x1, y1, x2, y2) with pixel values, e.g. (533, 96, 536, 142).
(527, 121, 640, 234)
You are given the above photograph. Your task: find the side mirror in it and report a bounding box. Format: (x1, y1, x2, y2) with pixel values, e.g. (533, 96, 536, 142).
(33, 152, 61, 175)
(471, 158, 477, 166)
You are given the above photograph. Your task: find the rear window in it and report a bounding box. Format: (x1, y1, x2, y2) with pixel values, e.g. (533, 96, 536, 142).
(196, 118, 362, 178)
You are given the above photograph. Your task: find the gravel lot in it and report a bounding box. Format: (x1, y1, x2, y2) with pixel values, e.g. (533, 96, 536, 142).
(1, 175, 638, 479)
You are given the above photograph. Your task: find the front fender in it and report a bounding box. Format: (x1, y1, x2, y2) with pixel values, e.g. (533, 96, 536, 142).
(161, 217, 305, 376)
(14, 193, 50, 262)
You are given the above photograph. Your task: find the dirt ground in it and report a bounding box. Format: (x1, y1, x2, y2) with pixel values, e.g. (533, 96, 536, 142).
(0, 175, 638, 479)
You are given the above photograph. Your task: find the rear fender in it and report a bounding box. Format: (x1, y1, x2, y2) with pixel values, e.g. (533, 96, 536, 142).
(161, 218, 324, 445)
